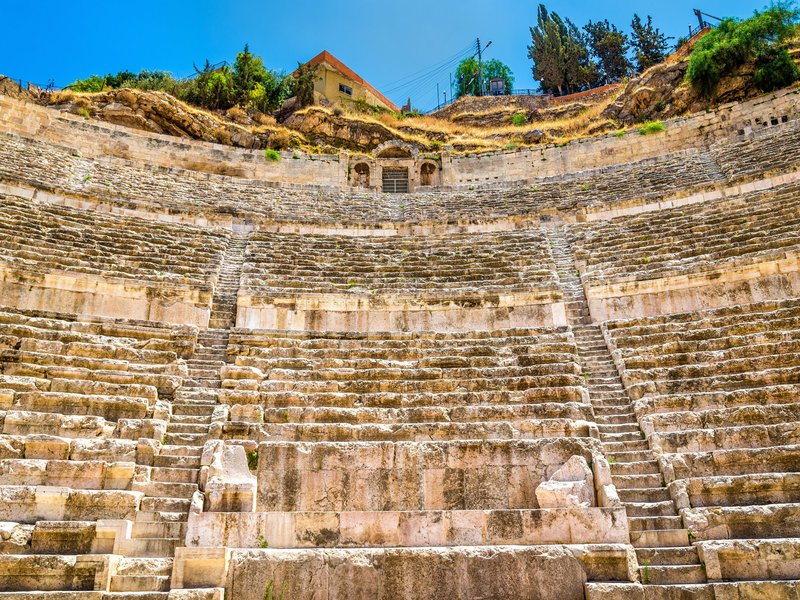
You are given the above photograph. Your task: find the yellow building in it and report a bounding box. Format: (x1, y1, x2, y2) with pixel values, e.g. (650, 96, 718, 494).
(302, 50, 399, 112)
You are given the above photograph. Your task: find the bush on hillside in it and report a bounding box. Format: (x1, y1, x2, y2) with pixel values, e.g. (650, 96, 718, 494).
(686, 3, 800, 98)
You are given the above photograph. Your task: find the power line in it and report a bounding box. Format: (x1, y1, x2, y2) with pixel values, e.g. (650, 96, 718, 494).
(378, 42, 475, 92)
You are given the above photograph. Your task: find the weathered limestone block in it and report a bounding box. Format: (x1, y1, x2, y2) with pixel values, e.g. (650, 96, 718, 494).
(201, 441, 256, 512)
(698, 538, 800, 582)
(221, 546, 631, 600)
(0, 554, 109, 591)
(536, 455, 596, 508)
(186, 507, 629, 548)
(682, 504, 800, 540)
(31, 521, 96, 554)
(0, 521, 33, 553)
(257, 439, 599, 512)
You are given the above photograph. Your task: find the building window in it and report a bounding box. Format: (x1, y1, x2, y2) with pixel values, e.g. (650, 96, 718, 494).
(339, 84, 353, 96)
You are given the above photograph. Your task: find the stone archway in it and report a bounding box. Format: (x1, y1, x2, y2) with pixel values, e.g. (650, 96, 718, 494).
(353, 162, 370, 188)
(420, 162, 437, 187)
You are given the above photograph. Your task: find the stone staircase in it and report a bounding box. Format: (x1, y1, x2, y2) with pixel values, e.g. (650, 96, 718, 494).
(113, 233, 248, 597)
(548, 228, 709, 596)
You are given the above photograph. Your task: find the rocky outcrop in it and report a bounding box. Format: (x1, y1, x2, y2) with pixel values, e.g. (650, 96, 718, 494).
(603, 33, 798, 124)
(43, 88, 303, 149)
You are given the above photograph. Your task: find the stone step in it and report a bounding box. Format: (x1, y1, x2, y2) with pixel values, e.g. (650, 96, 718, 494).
(640, 564, 707, 585)
(167, 423, 209, 435)
(636, 547, 701, 566)
(629, 515, 684, 532)
(597, 423, 641, 434)
(109, 575, 171, 592)
(159, 445, 203, 458)
(601, 431, 644, 443)
(119, 537, 180, 558)
(585, 583, 714, 600)
(164, 433, 208, 446)
(169, 414, 212, 425)
(606, 450, 654, 463)
(135, 510, 189, 523)
(602, 440, 650, 454)
(610, 460, 660, 476)
(141, 496, 192, 513)
(132, 520, 187, 539)
(631, 528, 691, 548)
(151, 467, 199, 484)
(139, 480, 198, 498)
(623, 501, 677, 517)
(613, 472, 664, 489)
(593, 411, 636, 422)
(617, 487, 672, 503)
(171, 404, 217, 416)
(183, 379, 222, 389)
(153, 454, 201, 469)
(592, 398, 632, 407)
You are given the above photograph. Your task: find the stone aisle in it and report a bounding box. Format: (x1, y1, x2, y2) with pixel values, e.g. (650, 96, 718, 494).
(123, 232, 249, 598)
(547, 227, 711, 597)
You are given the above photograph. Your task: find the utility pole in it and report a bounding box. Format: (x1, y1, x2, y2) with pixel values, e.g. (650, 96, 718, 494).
(476, 37, 484, 96)
(436, 82, 440, 109)
(449, 72, 453, 100)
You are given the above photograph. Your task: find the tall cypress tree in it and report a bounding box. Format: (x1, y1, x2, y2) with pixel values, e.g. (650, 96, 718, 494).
(584, 20, 632, 83)
(529, 4, 597, 95)
(630, 15, 671, 72)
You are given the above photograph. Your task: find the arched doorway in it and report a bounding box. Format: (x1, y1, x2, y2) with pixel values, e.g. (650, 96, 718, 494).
(353, 163, 370, 188)
(420, 163, 437, 186)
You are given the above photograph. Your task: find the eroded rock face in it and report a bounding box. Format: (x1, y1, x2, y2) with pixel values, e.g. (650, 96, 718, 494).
(535, 455, 595, 508)
(603, 35, 765, 124)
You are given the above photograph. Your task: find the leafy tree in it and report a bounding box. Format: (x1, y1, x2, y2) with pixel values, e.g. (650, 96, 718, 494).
(184, 60, 236, 110)
(631, 15, 672, 72)
(584, 20, 632, 83)
(68, 74, 107, 92)
(529, 4, 596, 95)
(687, 3, 800, 97)
(455, 57, 514, 97)
(292, 62, 318, 108)
(753, 44, 800, 91)
(232, 44, 269, 105)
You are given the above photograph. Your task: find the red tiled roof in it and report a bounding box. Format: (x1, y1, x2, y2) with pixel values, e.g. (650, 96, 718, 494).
(302, 50, 400, 112)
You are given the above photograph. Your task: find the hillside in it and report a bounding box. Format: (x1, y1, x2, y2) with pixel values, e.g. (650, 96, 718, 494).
(4, 34, 798, 155)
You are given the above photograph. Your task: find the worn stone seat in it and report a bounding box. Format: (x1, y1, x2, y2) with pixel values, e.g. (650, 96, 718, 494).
(219, 418, 598, 442)
(241, 229, 559, 297)
(605, 299, 800, 553)
(218, 328, 592, 441)
(0, 130, 729, 225)
(0, 485, 142, 523)
(571, 181, 800, 286)
(710, 117, 800, 181)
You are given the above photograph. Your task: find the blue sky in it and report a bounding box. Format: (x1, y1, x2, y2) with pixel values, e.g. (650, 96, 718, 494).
(1, 0, 767, 111)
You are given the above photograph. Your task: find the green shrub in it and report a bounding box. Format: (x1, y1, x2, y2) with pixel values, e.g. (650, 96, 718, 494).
(639, 121, 665, 135)
(264, 149, 281, 162)
(264, 580, 287, 600)
(77, 108, 91, 119)
(753, 44, 800, 91)
(686, 4, 800, 98)
(511, 112, 527, 126)
(247, 450, 259, 470)
(614, 129, 626, 138)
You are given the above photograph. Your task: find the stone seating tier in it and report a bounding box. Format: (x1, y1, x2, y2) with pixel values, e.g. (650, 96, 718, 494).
(570, 182, 800, 285)
(241, 229, 558, 296)
(219, 328, 593, 441)
(0, 193, 229, 288)
(604, 299, 800, 543)
(0, 131, 731, 225)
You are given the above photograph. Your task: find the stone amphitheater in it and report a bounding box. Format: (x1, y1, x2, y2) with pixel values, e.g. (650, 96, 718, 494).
(0, 84, 799, 600)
